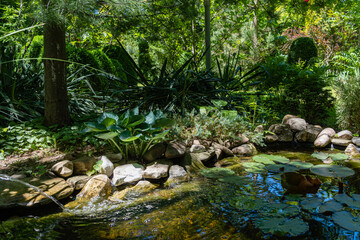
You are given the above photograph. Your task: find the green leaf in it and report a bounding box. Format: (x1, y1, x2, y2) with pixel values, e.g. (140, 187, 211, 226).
(311, 152, 329, 160)
(332, 211, 360, 232)
(300, 198, 324, 211)
(334, 194, 360, 209)
(98, 113, 119, 127)
(93, 160, 103, 172)
(127, 115, 145, 128)
(119, 130, 141, 142)
(243, 162, 267, 174)
(253, 155, 275, 165)
(95, 132, 119, 140)
(329, 153, 349, 161)
(255, 217, 309, 237)
(310, 164, 355, 178)
(211, 99, 227, 108)
(266, 155, 290, 164)
(318, 200, 343, 214)
(154, 118, 175, 128)
(145, 111, 156, 125)
(152, 130, 169, 140)
(288, 161, 313, 169)
(85, 122, 106, 132)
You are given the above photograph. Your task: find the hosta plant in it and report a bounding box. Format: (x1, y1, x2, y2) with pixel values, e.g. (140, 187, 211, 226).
(84, 108, 175, 160)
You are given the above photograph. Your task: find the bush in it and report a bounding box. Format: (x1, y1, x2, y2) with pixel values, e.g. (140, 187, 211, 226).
(332, 69, 360, 132)
(261, 56, 333, 124)
(288, 37, 318, 66)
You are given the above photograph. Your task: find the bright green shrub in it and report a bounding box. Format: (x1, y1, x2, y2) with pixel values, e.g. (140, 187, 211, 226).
(26, 35, 43, 67)
(288, 37, 318, 66)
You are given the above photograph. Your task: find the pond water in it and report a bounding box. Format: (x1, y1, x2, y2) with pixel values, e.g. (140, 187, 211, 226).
(1, 148, 360, 240)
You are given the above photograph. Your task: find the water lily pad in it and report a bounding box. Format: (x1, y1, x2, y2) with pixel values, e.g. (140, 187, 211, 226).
(261, 203, 300, 217)
(242, 162, 267, 174)
(200, 168, 235, 179)
(332, 211, 360, 232)
(255, 217, 309, 237)
(329, 153, 349, 161)
(253, 155, 275, 165)
(288, 161, 314, 170)
(334, 194, 360, 209)
(318, 200, 343, 214)
(310, 164, 355, 178)
(266, 155, 290, 164)
(231, 196, 267, 211)
(300, 198, 323, 211)
(218, 176, 251, 185)
(312, 152, 329, 160)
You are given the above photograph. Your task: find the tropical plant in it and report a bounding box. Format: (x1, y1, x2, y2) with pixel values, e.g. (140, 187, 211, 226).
(84, 108, 175, 160)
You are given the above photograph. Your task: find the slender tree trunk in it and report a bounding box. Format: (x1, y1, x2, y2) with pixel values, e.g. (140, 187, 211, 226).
(204, 0, 211, 72)
(43, 1, 71, 127)
(253, 0, 259, 52)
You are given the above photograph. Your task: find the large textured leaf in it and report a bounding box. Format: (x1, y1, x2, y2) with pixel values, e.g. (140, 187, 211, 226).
(332, 211, 360, 232)
(119, 130, 142, 142)
(310, 164, 355, 178)
(145, 111, 156, 125)
(255, 217, 309, 237)
(127, 115, 145, 128)
(266, 155, 290, 164)
(97, 112, 119, 127)
(95, 132, 119, 140)
(152, 130, 169, 140)
(288, 161, 313, 169)
(85, 122, 106, 132)
(154, 118, 175, 128)
(300, 198, 324, 211)
(318, 200, 343, 213)
(266, 164, 298, 173)
(242, 162, 267, 173)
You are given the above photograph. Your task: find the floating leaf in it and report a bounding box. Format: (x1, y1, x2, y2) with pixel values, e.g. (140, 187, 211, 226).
(318, 200, 343, 214)
(288, 161, 314, 170)
(312, 152, 329, 160)
(266, 155, 290, 164)
(255, 217, 309, 237)
(329, 153, 349, 161)
(253, 155, 275, 165)
(261, 203, 300, 217)
(310, 164, 355, 178)
(332, 211, 360, 232)
(266, 164, 298, 173)
(231, 197, 266, 211)
(300, 198, 323, 211)
(200, 168, 235, 179)
(243, 162, 267, 174)
(334, 194, 360, 209)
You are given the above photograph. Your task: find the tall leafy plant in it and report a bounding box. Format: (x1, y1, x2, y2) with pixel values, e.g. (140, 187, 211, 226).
(85, 108, 175, 160)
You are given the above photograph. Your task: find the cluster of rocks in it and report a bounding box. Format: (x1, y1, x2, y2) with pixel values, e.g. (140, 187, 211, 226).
(264, 114, 360, 156)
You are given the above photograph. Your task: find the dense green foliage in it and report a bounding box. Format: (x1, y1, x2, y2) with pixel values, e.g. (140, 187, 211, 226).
(288, 37, 318, 66)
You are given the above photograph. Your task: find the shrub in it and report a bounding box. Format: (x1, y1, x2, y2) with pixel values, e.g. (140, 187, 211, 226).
(332, 69, 360, 132)
(288, 37, 318, 66)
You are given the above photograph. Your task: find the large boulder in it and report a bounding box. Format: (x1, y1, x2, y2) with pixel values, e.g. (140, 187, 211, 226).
(314, 134, 331, 148)
(281, 114, 298, 124)
(345, 143, 360, 157)
(0, 177, 74, 208)
(265, 134, 279, 143)
(66, 175, 91, 190)
(189, 144, 206, 153)
(99, 156, 114, 177)
(165, 165, 190, 187)
(268, 124, 293, 142)
(165, 142, 186, 159)
(287, 118, 307, 132)
(72, 156, 97, 175)
(143, 143, 166, 162)
(51, 160, 73, 178)
(232, 143, 257, 156)
(352, 137, 360, 147)
(211, 142, 234, 156)
(76, 174, 112, 201)
(295, 125, 322, 143)
(224, 134, 249, 149)
(112, 164, 144, 186)
(143, 162, 170, 179)
(318, 128, 336, 138)
(337, 130, 353, 140)
(105, 153, 123, 163)
(331, 138, 352, 147)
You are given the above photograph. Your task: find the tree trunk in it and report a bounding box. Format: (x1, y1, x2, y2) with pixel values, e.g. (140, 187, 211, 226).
(43, 1, 71, 127)
(204, 0, 211, 72)
(253, 0, 259, 52)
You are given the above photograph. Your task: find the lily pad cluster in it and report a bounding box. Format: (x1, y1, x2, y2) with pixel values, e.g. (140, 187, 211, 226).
(200, 168, 251, 185)
(300, 193, 360, 232)
(312, 152, 349, 161)
(243, 154, 313, 174)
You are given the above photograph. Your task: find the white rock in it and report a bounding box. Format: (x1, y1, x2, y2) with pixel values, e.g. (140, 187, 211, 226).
(51, 160, 73, 178)
(337, 130, 353, 140)
(143, 162, 169, 179)
(112, 164, 144, 186)
(288, 118, 307, 132)
(99, 156, 114, 177)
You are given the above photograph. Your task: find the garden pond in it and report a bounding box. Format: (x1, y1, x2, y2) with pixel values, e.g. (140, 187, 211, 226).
(1, 147, 360, 239)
